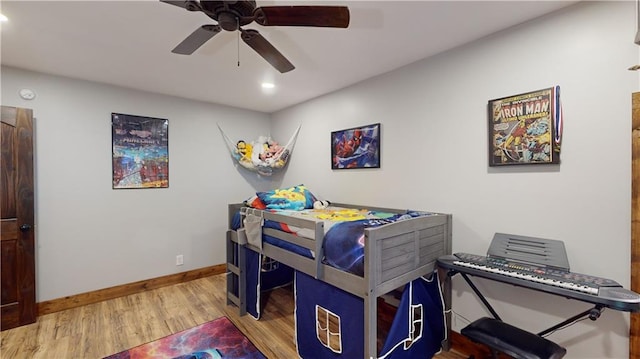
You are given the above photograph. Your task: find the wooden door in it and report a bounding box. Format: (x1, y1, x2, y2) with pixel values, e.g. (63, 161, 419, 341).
(632, 92, 639, 357)
(1, 106, 36, 330)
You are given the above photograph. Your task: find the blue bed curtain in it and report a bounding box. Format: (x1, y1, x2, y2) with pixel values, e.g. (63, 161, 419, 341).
(294, 271, 445, 358)
(245, 247, 294, 319)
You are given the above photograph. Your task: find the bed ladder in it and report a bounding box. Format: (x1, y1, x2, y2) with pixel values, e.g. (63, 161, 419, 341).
(226, 228, 247, 316)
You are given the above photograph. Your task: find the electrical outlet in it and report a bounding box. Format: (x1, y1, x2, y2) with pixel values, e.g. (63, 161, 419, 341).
(176, 254, 184, 266)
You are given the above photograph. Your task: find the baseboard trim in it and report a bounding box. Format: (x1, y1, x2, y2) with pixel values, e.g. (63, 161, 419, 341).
(37, 264, 226, 316)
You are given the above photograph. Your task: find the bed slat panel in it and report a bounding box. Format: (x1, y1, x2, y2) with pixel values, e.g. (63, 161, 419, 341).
(380, 231, 418, 283)
(381, 235, 416, 265)
(366, 214, 448, 241)
(260, 210, 318, 230)
(263, 227, 316, 250)
(380, 233, 414, 250)
(255, 242, 316, 277)
(377, 220, 447, 284)
(381, 258, 415, 282)
(374, 262, 438, 297)
(420, 241, 445, 264)
(419, 225, 445, 239)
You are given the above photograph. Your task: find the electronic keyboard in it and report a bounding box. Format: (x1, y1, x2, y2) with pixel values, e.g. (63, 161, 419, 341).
(437, 253, 640, 312)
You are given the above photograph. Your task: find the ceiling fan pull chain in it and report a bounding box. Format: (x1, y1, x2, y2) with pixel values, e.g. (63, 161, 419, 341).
(237, 18, 240, 67)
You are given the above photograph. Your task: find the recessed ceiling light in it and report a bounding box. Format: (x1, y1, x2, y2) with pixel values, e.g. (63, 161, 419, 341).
(261, 82, 275, 89)
(0, 14, 8, 22)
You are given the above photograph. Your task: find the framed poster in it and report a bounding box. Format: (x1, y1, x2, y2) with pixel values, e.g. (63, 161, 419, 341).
(331, 123, 380, 169)
(488, 86, 562, 166)
(112, 113, 169, 189)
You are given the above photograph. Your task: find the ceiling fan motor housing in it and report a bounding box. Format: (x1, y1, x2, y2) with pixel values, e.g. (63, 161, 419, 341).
(200, 0, 257, 31)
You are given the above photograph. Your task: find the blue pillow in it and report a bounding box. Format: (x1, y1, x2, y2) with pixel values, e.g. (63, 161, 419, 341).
(256, 185, 317, 211)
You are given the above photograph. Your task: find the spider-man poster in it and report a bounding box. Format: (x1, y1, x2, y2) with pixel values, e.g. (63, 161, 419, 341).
(331, 123, 380, 169)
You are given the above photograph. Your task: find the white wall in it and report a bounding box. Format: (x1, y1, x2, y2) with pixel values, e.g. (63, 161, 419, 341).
(1, 66, 273, 301)
(272, 2, 638, 358)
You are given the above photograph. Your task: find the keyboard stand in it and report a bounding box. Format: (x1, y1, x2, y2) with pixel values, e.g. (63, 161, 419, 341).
(437, 233, 640, 358)
(454, 271, 605, 337)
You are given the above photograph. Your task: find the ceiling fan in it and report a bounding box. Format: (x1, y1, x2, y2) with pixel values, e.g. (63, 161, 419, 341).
(161, 0, 350, 73)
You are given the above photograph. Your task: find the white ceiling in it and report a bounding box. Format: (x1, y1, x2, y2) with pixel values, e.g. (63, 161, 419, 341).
(0, 1, 578, 113)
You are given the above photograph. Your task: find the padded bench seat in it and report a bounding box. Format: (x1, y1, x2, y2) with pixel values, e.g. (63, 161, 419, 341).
(461, 317, 566, 359)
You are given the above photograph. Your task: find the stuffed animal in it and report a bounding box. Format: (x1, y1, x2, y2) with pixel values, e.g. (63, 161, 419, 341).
(313, 200, 331, 210)
(259, 140, 285, 164)
(235, 140, 253, 162)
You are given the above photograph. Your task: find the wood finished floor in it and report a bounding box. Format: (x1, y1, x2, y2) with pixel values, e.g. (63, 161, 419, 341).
(0, 274, 466, 358)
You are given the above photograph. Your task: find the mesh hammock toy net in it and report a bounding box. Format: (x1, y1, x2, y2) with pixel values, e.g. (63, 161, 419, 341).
(218, 124, 300, 176)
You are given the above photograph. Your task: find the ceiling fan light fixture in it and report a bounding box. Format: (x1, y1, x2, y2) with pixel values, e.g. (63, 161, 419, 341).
(261, 82, 275, 89)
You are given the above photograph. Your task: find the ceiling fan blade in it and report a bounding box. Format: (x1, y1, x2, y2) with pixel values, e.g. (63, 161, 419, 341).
(160, 0, 187, 8)
(240, 29, 294, 73)
(254, 6, 349, 28)
(172, 25, 221, 55)
(160, 0, 202, 12)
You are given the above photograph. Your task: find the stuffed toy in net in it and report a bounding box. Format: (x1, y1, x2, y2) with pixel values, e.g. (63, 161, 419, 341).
(218, 124, 300, 176)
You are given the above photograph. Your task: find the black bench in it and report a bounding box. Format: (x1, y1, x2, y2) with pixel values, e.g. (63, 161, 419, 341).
(461, 317, 567, 359)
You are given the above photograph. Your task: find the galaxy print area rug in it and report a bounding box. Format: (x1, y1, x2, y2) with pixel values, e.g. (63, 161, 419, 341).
(104, 317, 266, 359)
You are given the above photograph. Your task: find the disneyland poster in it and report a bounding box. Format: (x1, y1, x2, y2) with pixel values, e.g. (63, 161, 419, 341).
(331, 123, 380, 169)
(112, 113, 169, 189)
(488, 86, 563, 166)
